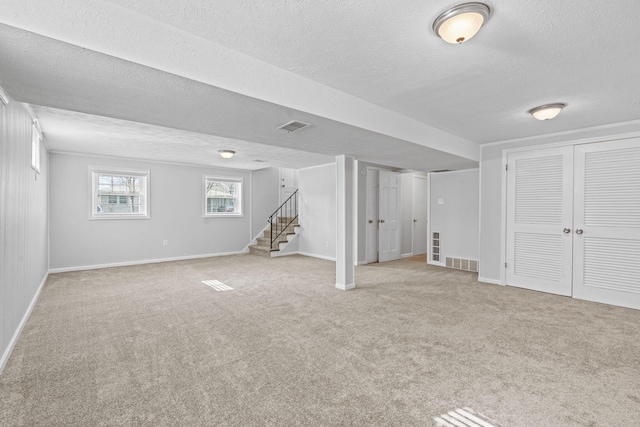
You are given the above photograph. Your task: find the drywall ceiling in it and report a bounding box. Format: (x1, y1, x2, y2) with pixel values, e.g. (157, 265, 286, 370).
(0, 22, 477, 172)
(1, 0, 640, 170)
(109, 0, 640, 143)
(30, 107, 334, 171)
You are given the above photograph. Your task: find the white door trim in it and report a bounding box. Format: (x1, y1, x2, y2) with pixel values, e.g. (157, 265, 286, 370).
(365, 167, 380, 264)
(412, 175, 428, 256)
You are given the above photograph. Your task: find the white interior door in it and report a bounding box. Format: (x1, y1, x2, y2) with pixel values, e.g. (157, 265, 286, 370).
(279, 168, 298, 204)
(366, 169, 379, 264)
(506, 146, 574, 296)
(379, 170, 401, 262)
(572, 139, 640, 310)
(412, 176, 428, 255)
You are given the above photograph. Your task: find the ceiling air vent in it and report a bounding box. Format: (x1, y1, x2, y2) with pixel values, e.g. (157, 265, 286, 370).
(277, 120, 309, 133)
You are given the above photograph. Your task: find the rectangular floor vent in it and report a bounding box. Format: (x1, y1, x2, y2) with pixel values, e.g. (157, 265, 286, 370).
(202, 280, 233, 291)
(445, 257, 478, 272)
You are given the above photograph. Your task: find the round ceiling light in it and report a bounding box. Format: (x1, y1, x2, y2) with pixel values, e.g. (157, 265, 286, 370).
(528, 103, 567, 121)
(218, 150, 236, 159)
(432, 2, 491, 44)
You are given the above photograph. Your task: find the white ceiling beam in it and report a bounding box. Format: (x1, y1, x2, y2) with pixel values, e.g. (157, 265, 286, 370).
(0, 0, 479, 162)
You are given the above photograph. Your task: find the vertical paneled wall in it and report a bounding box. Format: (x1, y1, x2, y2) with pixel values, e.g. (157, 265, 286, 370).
(0, 99, 49, 371)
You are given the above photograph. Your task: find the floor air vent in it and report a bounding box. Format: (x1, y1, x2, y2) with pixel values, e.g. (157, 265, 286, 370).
(445, 257, 478, 272)
(277, 120, 310, 133)
(202, 280, 233, 291)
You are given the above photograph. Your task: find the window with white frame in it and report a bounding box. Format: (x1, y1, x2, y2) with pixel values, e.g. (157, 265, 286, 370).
(31, 121, 41, 173)
(204, 176, 242, 217)
(90, 167, 150, 219)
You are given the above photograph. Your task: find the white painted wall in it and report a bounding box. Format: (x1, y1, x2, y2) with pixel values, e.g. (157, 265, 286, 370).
(49, 153, 279, 270)
(478, 123, 640, 283)
(430, 169, 479, 263)
(298, 162, 336, 260)
(251, 167, 280, 240)
(1, 100, 49, 372)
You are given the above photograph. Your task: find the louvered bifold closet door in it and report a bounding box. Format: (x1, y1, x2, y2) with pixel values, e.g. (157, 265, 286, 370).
(506, 147, 574, 296)
(573, 138, 640, 310)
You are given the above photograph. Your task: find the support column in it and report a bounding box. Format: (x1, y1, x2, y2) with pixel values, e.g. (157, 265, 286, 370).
(336, 155, 355, 290)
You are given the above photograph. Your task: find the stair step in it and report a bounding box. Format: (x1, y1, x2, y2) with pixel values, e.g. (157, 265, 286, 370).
(263, 224, 299, 239)
(277, 216, 298, 224)
(249, 244, 275, 257)
(251, 220, 300, 258)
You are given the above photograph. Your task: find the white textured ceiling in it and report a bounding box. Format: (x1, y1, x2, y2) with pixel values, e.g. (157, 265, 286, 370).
(1, 0, 640, 171)
(31, 106, 333, 171)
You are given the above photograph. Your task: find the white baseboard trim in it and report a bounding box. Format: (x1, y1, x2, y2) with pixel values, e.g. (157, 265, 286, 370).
(401, 253, 414, 258)
(478, 276, 503, 285)
(297, 251, 336, 262)
(49, 251, 247, 273)
(335, 282, 356, 291)
(0, 272, 48, 375)
(357, 261, 368, 266)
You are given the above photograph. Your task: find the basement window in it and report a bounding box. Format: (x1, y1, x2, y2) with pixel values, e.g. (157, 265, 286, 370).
(204, 176, 243, 217)
(90, 167, 150, 219)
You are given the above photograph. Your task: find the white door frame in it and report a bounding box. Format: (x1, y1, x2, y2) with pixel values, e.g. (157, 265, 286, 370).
(365, 167, 380, 264)
(412, 175, 428, 256)
(426, 173, 432, 264)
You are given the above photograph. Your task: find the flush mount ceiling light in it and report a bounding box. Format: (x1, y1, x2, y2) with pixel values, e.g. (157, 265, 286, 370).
(528, 103, 567, 121)
(432, 2, 491, 44)
(218, 150, 236, 159)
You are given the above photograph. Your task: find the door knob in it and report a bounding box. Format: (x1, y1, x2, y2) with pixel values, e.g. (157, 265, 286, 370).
(368, 219, 373, 223)
(413, 219, 418, 223)
(380, 219, 385, 223)
(563, 228, 571, 234)
(575, 229, 584, 235)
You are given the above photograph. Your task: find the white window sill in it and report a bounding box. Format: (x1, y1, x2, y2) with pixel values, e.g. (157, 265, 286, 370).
(89, 214, 151, 220)
(203, 213, 244, 218)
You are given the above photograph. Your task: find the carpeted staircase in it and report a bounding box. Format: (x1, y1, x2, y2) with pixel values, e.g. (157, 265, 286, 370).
(249, 216, 299, 257)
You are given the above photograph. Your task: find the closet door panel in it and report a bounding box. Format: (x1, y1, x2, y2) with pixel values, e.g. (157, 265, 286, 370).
(573, 139, 640, 310)
(506, 147, 574, 296)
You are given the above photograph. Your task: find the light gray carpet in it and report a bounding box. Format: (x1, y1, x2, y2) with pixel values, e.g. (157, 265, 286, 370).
(1, 254, 639, 426)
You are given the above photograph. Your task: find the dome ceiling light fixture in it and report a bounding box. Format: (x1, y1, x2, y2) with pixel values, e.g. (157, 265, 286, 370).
(432, 2, 491, 44)
(528, 103, 567, 121)
(218, 150, 236, 159)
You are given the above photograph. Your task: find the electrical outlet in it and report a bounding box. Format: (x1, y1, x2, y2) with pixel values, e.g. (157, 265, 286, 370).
(163, 240, 168, 246)
(325, 240, 329, 247)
